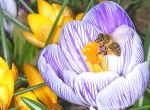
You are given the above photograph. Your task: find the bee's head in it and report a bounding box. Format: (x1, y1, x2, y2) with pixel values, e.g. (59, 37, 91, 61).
(95, 34, 105, 43)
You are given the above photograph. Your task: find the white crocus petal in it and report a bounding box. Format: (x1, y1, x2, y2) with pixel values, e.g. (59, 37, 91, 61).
(38, 47, 86, 106)
(96, 62, 149, 109)
(90, 106, 96, 110)
(62, 70, 119, 106)
(42, 44, 66, 79)
(105, 25, 143, 76)
(0, 0, 17, 37)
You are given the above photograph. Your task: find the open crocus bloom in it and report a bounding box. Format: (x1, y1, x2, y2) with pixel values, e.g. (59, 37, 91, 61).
(38, 1, 149, 109)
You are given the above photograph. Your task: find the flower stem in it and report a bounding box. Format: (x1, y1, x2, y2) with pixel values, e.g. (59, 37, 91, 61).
(44, 0, 69, 47)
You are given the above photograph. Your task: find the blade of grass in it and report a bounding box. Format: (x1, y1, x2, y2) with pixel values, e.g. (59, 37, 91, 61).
(127, 105, 150, 110)
(128, 0, 150, 16)
(2, 10, 31, 32)
(116, 0, 122, 4)
(18, 0, 35, 14)
(8, 106, 20, 110)
(18, 76, 28, 82)
(13, 83, 46, 96)
(14, 79, 24, 91)
(122, 0, 141, 9)
(146, 88, 150, 94)
(0, 8, 11, 67)
(144, 21, 150, 66)
(138, 21, 150, 109)
(44, 0, 69, 47)
(18, 41, 30, 67)
(21, 97, 49, 110)
(48, 0, 62, 4)
(81, 0, 94, 20)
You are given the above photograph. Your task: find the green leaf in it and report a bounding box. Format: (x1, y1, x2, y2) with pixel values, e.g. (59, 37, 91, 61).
(116, 0, 122, 4)
(127, 105, 150, 110)
(81, 0, 94, 20)
(21, 97, 49, 110)
(14, 83, 46, 96)
(127, 0, 150, 16)
(0, 8, 11, 68)
(144, 21, 150, 66)
(18, 0, 35, 13)
(44, 0, 69, 47)
(122, 0, 141, 10)
(8, 106, 20, 110)
(146, 88, 150, 94)
(133, 92, 150, 110)
(2, 10, 31, 32)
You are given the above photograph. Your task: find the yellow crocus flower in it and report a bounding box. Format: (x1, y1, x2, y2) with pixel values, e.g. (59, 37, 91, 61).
(0, 57, 17, 109)
(23, 63, 57, 109)
(22, 0, 74, 48)
(75, 12, 84, 20)
(13, 88, 41, 110)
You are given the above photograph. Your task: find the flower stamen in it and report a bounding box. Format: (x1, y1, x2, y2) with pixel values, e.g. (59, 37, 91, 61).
(82, 42, 108, 72)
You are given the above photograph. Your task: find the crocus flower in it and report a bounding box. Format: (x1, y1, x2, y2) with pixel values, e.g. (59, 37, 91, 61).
(75, 12, 84, 20)
(38, 1, 149, 109)
(21, 0, 74, 48)
(0, 0, 17, 38)
(23, 63, 57, 109)
(0, 57, 17, 109)
(13, 88, 41, 110)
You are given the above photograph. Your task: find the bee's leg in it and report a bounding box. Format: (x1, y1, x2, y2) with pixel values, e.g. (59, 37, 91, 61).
(104, 46, 108, 55)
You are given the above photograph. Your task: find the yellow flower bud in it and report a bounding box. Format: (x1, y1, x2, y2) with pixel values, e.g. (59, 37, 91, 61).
(23, 63, 57, 109)
(52, 3, 74, 18)
(38, 0, 63, 26)
(21, 31, 45, 48)
(0, 57, 17, 109)
(75, 12, 84, 20)
(0, 57, 9, 71)
(13, 88, 40, 110)
(0, 85, 9, 109)
(27, 14, 53, 38)
(0, 70, 14, 109)
(11, 63, 18, 82)
(21, 0, 75, 48)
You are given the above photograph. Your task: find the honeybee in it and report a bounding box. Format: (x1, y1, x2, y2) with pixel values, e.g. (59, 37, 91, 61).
(95, 34, 121, 56)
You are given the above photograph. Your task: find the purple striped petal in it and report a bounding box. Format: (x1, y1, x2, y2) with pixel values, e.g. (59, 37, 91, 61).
(59, 21, 102, 74)
(82, 1, 135, 34)
(96, 62, 149, 109)
(62, 70, 119, 107)
(105, 25, 144, 76)
(42, 44, 65, 79)
(38, 48, 85, 106)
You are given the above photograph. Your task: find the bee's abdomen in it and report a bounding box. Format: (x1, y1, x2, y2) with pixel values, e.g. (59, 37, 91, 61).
(115, 45, 121, 56)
